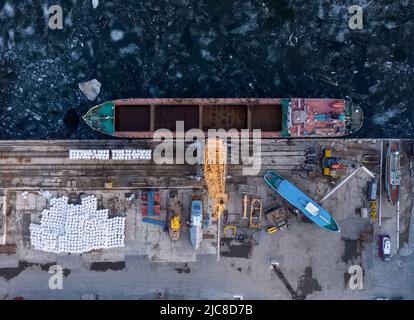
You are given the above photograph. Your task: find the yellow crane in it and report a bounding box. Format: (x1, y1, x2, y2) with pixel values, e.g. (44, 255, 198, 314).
(203, 138, 228, 219)
(203, 138, 227, 261)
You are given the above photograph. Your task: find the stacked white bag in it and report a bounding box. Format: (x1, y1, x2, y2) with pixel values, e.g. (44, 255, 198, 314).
(111, 149, 152, 160)
(69, 150, 110, 160)
(29, 195, 125, 254)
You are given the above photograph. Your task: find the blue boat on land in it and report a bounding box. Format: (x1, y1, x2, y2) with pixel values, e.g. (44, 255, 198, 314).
(264, 171, 340, 232)
(190, 200, 203, 249)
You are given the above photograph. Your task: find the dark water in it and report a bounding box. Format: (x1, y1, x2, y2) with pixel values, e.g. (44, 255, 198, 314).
(0, 0, 413, 139)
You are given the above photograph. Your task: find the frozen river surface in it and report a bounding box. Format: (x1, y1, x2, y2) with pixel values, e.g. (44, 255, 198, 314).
(0, 0, 413, 139)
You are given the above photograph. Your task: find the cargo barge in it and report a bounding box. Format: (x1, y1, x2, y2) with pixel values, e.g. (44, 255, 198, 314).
(264, 170, 340, 232)
(83, 98, 363, 138)
(385, 141, 401, 205)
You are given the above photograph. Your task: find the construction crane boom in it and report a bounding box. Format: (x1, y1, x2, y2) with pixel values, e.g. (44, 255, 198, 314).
(203, 138, 228, 261)
(203, 139, 227, 219)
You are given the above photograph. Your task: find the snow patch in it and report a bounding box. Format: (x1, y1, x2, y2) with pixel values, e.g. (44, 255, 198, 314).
(373, 109, 400, 125)
(22, 26, 35, 36)
(79, 79, 101, 101)
(385, 21, 398, 30)
(111, 30, 124, 41)
(335, 30, 346, 43)
(65, 13, 73, 27)
(230, 19, 258, 35)
(119, 43, 139, 57)
(200, 49, 215, 61)
(198, 30, 216, 47)
(0, 2, 15, 19)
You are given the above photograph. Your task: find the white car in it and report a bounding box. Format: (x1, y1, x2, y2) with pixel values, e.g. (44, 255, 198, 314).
(379, 235, 391, 261)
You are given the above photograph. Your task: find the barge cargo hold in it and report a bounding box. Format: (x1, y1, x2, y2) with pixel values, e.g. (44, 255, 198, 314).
(264, 170, 340, 232)
(83, 98, 363, 138)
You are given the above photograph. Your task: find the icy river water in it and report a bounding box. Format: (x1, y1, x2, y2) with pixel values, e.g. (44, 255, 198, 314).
(0, 0, 413, 139)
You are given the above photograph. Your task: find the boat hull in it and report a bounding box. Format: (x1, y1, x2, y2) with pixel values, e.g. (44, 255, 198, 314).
(264, 171, 340, 232)
(190, 226, 202, 250)
(83, 98, 363, 138)
(385, 141, 401, 205)
(190, 200, 203, 250)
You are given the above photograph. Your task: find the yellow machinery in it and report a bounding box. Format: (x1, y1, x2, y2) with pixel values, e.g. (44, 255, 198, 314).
(203, 139, 228, 219)
(370, 200, 377, 221)
(367, 180, 377, 222)
(168, 194, 182, 241)
(169, 213, 181, 239)
(249, 198, 262, 229)
(223, 225, 237, 238)
(267, 226, 278, 234)
(170, 215, 180, 230)
(322, 147, 355, 178)
(265, 206, 288, 234)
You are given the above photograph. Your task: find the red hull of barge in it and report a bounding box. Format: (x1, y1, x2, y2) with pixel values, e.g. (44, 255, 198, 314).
(385, 141, 401, 205)
(83, 98, 363, 138)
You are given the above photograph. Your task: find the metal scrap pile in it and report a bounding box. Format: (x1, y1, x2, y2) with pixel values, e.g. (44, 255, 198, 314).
(29, 195, 125, 254)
